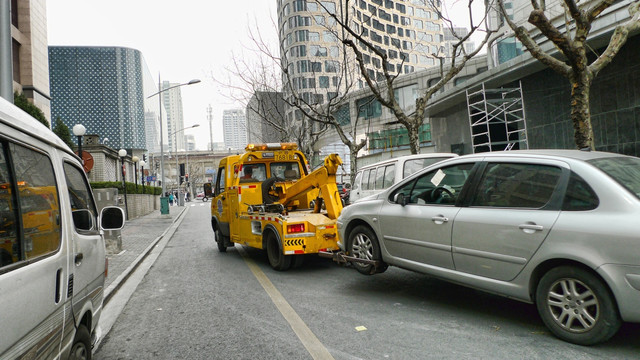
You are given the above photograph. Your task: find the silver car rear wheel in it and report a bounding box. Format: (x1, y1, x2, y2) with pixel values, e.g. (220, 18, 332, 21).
(536, 266, 621, 345)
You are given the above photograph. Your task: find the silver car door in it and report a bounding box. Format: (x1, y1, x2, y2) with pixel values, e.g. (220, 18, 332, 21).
(452, 160, 566, 281)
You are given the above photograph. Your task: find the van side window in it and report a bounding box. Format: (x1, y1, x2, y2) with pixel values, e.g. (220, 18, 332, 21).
(361, 170, 371, 190)
(64, 163, 98, 232)
(352, 171, 362, 191)
(403, 157, 451, 178)
(0, 143, 18, 268)
(9, 143, 61, 262)
(382, 164, 395, 188)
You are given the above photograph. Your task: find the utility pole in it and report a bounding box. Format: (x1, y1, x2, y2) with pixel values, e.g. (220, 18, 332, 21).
(207, 104, 213, 151)
(0, 0, 14, 102)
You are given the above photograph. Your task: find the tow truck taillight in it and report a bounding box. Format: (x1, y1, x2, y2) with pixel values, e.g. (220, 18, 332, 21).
(287, 224, 305, 233)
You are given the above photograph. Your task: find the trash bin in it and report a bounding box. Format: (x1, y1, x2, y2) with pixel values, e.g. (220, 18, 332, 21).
(160, 196, 170, 214)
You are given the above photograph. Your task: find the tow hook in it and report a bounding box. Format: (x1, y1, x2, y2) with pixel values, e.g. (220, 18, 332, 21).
(318, 250, 383, 271)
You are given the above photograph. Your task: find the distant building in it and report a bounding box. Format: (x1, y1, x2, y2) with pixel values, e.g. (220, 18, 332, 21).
(222, 109, 247, 150)
(246, 91, 287, 144)
(49, 46, 161, 153)
(185, 134, 196, 151)
(442, 27, 475, 60)
(10, 0, 51, 122)
(161, 80, 186, 152)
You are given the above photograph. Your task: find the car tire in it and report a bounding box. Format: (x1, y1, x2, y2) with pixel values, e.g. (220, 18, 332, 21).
(348, 225, 387, 275)
(215, 229, 227, 253)
(69, 324, 91, 360)
(266, 234, 291, 271)
(535, 266, 621, 345)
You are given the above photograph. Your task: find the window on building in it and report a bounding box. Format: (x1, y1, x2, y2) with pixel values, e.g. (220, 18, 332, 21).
(319, 76, 330, 88)
(320, 1, 336, 13)
(325, 60, 340, 73)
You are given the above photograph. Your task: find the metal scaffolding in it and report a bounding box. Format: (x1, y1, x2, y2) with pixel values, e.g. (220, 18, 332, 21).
(466, 81, 528, 153)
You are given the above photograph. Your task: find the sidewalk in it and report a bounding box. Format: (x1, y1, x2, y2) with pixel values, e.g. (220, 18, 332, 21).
(103, 205, 186, 304)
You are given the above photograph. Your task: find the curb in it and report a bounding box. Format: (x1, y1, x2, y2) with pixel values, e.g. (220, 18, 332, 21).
(103, 207, 188, 305)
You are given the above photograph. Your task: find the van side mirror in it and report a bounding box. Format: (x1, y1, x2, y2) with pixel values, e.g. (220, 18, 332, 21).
(72, 209, 95, 231)
(100, 206, 125, 230)
(203, 183, 213, 197)
(393, 193, 407, 206)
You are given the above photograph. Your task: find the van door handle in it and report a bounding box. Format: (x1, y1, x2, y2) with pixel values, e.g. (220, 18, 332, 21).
(75, 253, 84, 265)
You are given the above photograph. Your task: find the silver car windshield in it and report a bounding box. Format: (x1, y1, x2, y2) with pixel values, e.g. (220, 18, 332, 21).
(588, 157, 640, 199)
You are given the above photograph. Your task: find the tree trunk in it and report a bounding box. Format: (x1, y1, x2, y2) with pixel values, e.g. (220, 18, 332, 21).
(349, 149, 359, 184)
(408, 122, 421, 154)
(570, 73, 595, 150)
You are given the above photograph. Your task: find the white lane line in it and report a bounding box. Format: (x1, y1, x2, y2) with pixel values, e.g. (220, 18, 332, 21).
(237, 246, 334, 360)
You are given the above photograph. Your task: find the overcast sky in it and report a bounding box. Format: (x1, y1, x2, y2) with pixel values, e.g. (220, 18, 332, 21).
(47, 0, 279, 150)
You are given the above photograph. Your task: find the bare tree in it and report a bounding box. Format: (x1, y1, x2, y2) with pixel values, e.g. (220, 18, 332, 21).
(218, 16, 371, 180)
(498, 0, 640, 149)
(326, 0, 495, 154)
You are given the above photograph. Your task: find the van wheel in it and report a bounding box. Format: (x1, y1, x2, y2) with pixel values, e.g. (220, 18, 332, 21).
(69, 325, 91, 360)
(266, 234, 291, 271)
(215, 229, 227, 253)
(348, 225, 387, 275)
(536, 266, 621, 345)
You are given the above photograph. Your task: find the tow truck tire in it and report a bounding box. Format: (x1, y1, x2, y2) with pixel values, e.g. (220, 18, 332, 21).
(262, 177, 283, 204)
(266, 234, 291, 271)
(215, 229, 227, 253)
(348, 225, 387, 275)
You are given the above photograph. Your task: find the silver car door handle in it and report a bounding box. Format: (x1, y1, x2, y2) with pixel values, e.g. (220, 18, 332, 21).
(519, 224, 544, 232)
(431, 216, 449, 224)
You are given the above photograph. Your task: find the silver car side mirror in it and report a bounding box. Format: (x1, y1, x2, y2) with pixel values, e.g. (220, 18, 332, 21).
(393, 193, 407, 206)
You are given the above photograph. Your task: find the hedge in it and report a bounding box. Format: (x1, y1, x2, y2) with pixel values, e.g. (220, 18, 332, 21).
(90, 181, 162, 195)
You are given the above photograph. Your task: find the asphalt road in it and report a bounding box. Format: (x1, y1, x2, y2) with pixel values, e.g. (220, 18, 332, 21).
(95, 203, 640, 359)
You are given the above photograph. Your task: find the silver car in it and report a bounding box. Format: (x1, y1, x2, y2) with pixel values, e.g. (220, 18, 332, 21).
(337, 150, 640, 345)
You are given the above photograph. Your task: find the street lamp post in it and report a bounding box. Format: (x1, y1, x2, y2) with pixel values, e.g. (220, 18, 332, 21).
(119, 149, 129, 220)
(140, 159, 146, 194)
(170, 124, 200, 206)
(132, 155, 140, 191)
(73, 124, 87, 168)
(146, 77, 201, 202)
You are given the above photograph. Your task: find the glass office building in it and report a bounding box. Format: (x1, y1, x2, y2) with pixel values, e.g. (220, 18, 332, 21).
(48, 46, 157, 151)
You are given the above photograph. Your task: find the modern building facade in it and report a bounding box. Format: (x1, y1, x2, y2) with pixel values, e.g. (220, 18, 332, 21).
(277, 0, 448, 161)
(222, 109, 247, 150)
(9, 0, 51, 122)
(48, 46, 160, 153)
(312, 0, 640, 162)
(161, 80, 186, 152)
(246, 91, 287, 144)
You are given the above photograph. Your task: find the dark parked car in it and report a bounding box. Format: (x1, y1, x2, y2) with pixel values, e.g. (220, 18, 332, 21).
(337, 150, 640, 345)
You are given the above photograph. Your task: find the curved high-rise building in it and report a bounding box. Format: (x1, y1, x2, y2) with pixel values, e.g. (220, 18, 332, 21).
(277, 0, 445, 115)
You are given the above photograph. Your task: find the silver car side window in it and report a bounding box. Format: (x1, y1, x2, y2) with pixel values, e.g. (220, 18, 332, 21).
(471, 163, 562, 209)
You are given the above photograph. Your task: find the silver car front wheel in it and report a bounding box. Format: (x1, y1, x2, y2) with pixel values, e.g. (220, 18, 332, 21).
(347, 225, 387, 275)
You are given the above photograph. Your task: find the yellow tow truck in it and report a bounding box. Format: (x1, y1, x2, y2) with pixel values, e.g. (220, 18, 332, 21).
(205, 143, 344, 270)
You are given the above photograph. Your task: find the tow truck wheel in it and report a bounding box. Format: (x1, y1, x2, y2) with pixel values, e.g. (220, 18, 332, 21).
(266, 233, 291, 271)
(215, 229, 227, 253)
(348, 225, 387, 275)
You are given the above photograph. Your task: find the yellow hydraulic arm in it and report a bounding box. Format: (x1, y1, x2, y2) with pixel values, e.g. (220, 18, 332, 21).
(278, 154, 344, 220)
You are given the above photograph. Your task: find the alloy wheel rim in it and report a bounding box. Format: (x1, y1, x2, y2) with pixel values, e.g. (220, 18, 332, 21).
(352, 233, 373, 262)
(546, 278, 599, 333)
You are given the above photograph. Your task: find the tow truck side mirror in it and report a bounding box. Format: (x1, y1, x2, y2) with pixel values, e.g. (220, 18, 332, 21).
(204, 183, 213, 197)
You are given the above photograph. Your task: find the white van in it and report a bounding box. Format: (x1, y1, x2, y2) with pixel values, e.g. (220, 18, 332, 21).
(349, 153, 458, 203)
(0, 97, 125, 359)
